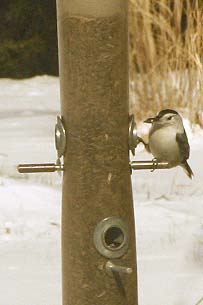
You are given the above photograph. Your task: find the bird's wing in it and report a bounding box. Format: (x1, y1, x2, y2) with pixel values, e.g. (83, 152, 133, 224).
(176, 130, 190, 161)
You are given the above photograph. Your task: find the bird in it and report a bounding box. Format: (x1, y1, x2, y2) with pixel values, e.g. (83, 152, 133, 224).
(141, 109, 193, 179)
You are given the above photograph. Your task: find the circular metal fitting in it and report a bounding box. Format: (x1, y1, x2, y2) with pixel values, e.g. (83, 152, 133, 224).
(93, 217, 129, 259)
(129, 114, 138, 156)
(55, 116, 66, 158)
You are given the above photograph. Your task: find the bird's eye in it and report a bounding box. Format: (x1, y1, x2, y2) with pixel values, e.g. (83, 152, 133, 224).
(167, 116, 173, 120)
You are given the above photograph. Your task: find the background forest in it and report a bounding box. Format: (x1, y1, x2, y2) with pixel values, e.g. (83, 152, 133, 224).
(0, 0, 58, 78)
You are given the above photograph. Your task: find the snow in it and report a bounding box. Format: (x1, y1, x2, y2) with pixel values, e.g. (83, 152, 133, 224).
(0, 77, 62, 305)
(0, 76, 203, 305)
(134, 122, 203, 305)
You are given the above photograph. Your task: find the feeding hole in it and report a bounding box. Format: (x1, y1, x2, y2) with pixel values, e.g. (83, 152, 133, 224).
(103, 226, 125, 250)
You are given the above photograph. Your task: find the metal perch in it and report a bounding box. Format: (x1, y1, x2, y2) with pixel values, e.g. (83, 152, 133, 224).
(130, 160, 170, 171)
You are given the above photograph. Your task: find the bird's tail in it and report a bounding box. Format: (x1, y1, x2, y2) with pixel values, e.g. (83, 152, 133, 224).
(181, 161, 194, 179)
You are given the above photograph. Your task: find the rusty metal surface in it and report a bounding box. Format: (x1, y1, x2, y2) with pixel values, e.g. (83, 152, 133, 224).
(56, 1, 138, 304)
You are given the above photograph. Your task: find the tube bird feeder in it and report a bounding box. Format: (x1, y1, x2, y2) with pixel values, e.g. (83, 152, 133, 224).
(56, 1, 138, 305)
(17, 1, 174, 304)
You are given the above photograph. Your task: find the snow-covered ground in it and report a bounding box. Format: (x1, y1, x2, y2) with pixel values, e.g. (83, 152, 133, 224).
(0, 76, 203, 305)
(0, 77, 62, 305)
(133, 126, 203, 305)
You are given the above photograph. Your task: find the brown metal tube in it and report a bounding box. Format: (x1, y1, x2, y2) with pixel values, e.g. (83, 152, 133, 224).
(131, 160, 170, 170)
(56, 1, 138, 305)
(17, 163, 64, 173)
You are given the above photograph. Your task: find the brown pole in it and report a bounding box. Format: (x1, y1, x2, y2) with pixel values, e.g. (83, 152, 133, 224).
(56, 1, 138, 305)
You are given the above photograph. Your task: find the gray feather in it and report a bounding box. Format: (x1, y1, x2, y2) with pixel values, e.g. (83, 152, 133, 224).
(176, 130, 190, 161)
(181, 161, 194, 179)
(176, 131, 194, 178)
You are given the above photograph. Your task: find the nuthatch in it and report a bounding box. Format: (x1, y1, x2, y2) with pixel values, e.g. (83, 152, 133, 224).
(141, 109, 193, 179)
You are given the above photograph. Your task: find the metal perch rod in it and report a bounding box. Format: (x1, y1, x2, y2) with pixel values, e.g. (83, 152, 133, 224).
(17, 163, 64, 173)
(130, 160, 170, 171)
(18, 160, 170, 173)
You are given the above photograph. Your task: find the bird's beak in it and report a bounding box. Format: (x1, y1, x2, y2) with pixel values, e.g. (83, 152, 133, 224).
(144, 117, 155, 124)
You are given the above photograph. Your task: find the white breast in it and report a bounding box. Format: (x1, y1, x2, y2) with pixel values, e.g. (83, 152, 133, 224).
(149, 126, 181, 165)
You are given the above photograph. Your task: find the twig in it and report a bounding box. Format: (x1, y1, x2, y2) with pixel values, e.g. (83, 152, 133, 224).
(194, 297, 203, 305)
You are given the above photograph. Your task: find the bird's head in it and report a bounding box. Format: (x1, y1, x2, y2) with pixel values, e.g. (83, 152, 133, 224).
(144, 109, 182, 127)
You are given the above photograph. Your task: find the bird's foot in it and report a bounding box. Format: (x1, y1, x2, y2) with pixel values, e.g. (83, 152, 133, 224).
(137, 136, 150, 153)
(137, 136, 145, 145)
(151, 158, 158, 172)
